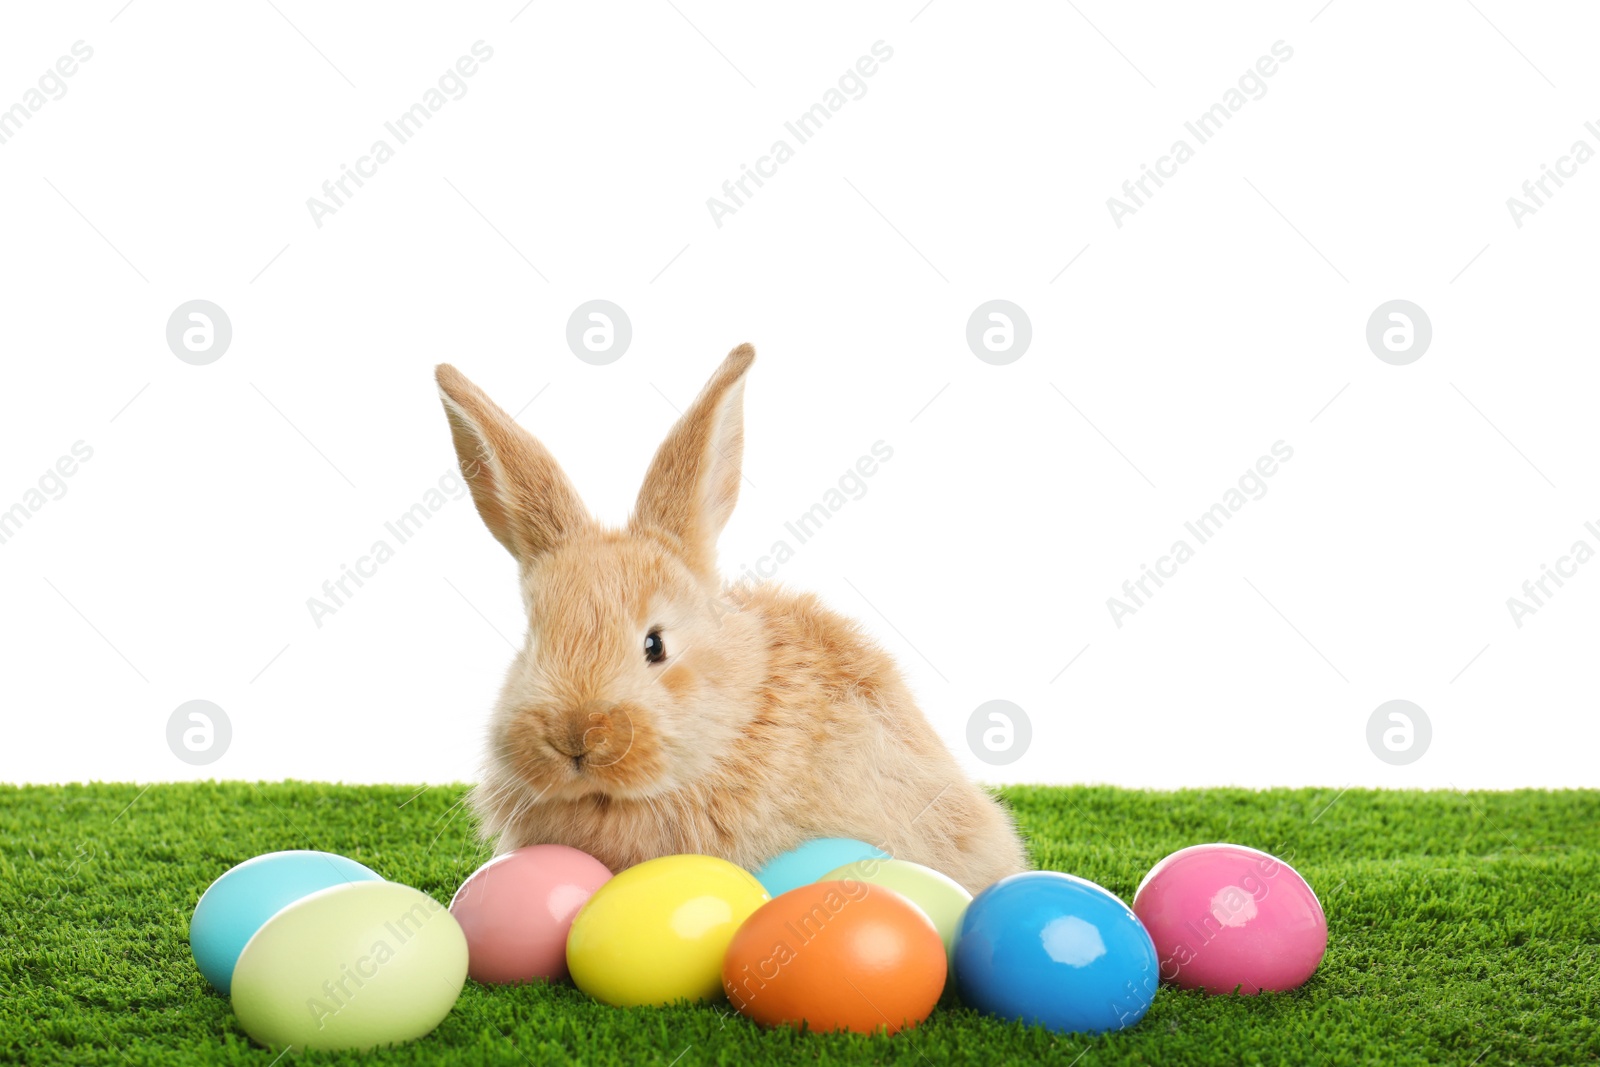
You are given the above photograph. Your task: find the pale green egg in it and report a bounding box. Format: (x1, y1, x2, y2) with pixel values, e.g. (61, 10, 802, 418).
(231, 880, 468, 1051)
(823, 858, 973, 975)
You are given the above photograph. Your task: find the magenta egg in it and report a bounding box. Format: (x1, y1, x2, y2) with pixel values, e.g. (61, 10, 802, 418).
(1132, 843, 1327, 995)
(448, 845, 612, 984)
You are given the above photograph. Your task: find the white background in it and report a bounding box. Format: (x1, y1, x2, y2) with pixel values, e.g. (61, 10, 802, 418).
(2, 1, 1596, 790)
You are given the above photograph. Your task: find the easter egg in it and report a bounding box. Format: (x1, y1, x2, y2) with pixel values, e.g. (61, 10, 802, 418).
(822, 858, 972, 974)
(956, 871, 1159, 1034)
(723, 879, 946, 1034)
(1132, 843, 1327, 994)
(566, 854, 768, 1007)
(230, 880, 468, 1051)
(449, 845, 612, 984)
(753, 838, 889, 897)
(189, 850, 383, 993)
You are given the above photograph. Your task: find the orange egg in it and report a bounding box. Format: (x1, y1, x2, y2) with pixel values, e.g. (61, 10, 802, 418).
(722, 879, 946, 1034)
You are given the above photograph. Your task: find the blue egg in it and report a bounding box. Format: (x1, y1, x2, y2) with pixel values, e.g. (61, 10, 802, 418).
(189, 850, 383, 993)
(753, 838, 889, 897)
(955, 871, 1159, 1034)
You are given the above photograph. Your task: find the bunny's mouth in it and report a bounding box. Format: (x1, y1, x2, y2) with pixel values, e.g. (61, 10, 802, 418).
(547, 740, 602, 775)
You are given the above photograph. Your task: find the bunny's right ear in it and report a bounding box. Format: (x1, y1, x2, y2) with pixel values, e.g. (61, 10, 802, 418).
(435, 364, 592, 565)
(630, 344, 755, 578)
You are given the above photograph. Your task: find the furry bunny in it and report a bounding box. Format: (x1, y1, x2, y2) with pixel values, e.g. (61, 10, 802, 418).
(435, 344, 1028, 894)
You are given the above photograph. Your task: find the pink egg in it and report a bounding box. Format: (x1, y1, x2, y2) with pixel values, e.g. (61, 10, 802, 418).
(449, 844, 612, 984)
(1132, 843, 1327, 995)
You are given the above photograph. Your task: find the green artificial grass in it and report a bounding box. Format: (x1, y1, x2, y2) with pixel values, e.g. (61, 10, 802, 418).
(1, 783, 1596, 1066)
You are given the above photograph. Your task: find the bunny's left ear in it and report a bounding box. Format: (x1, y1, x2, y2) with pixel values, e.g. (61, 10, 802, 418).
(630, 344, 755, 577)
(435, 363, 593, 567)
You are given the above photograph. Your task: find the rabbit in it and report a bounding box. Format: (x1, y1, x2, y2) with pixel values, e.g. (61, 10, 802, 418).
(435, 344, 1029, 894)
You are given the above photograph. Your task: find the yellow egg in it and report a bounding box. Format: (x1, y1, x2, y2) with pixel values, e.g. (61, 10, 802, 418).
(566, 854, 769, 1007)
(230, 881, 468, 1051)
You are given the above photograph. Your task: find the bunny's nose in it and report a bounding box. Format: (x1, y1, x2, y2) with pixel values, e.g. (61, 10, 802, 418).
(553, 701, 622, 763)
(551, 700, 639, 772)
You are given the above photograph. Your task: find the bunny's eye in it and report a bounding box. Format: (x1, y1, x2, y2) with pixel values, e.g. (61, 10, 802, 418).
(644, 630, 666, 664)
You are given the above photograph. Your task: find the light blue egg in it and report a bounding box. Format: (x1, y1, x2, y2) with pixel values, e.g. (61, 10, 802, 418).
(189, 850, 383, 993)
(753, 838, 889, 897)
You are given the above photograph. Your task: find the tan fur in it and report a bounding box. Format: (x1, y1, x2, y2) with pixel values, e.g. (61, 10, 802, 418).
(435, 345, 1029, 894)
